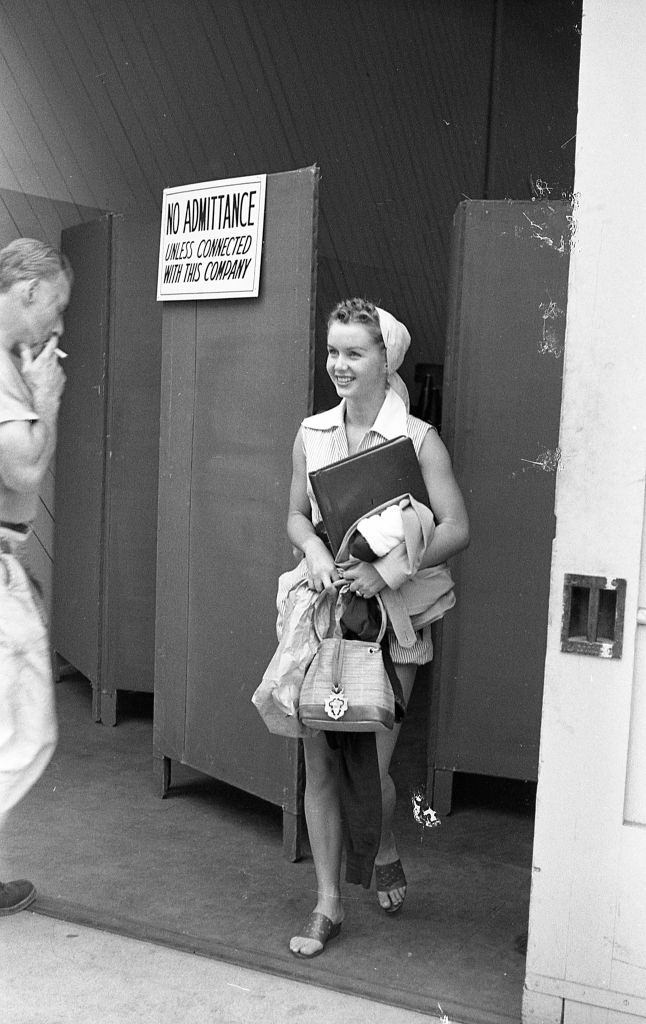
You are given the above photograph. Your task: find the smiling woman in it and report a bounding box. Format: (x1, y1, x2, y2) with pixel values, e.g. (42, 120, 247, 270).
(275, 297, 470, 958)
(326, 320, 386, 408)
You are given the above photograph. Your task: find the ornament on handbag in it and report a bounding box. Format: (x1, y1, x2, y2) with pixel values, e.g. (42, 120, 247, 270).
(324, 684, 348, 720)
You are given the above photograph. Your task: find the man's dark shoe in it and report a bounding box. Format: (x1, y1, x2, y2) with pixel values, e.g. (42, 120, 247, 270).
(0, 879, 37, 915)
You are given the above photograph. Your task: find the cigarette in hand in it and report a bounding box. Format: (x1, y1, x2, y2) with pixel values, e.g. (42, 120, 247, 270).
(55, 348, 68, 359)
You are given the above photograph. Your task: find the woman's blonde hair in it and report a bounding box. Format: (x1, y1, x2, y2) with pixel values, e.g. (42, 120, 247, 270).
(327, 298, 383, 345)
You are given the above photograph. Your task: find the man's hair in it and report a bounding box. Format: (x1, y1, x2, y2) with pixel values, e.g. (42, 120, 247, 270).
(0, 238, 73, 293)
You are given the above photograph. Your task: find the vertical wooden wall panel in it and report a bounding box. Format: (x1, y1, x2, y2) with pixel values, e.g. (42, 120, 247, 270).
(53, 214, 162, 722)
(153, 300, 197, 762)
(103, 216, 162, 695)
(184, 166, 317, 804)
(52, 217, 111, 689)
(154, 166, 318, 819)
(431, 200, 570, 807)
(489, 0, 581, 200)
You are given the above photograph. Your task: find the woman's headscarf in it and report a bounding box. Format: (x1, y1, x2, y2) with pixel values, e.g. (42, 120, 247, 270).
(376, 306, 411, 410)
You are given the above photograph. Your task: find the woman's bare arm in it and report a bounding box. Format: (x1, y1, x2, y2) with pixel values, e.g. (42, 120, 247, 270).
(417, 429, 470, 566)
(286, 428, 340, 593)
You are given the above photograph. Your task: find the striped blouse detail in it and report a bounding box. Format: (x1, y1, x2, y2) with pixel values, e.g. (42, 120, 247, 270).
(303, 413, 432, 528)
(300, 397, 435, 666)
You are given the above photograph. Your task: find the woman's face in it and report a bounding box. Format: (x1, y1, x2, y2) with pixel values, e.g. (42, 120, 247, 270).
(326, 322, 387, 402)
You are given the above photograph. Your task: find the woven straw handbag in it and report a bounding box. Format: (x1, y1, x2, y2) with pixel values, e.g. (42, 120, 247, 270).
(298, 590, 395, 732)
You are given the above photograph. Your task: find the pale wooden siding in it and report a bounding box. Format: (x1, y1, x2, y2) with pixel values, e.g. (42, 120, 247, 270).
(0, 0, 580, 366)
(0, 186, 103, 245)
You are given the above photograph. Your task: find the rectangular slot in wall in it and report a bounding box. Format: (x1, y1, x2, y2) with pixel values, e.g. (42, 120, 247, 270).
(561, 574, 627, 658)
(568, 585, 590, 640)
(597, 587, 618, 642)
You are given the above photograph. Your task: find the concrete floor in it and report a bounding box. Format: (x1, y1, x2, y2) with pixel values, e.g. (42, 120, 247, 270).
(3, 912, 438, 1024)
(1, 676, 533, 1023)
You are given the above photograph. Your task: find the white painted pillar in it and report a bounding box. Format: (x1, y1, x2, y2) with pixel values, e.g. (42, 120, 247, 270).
(524, 1, 646, 1021)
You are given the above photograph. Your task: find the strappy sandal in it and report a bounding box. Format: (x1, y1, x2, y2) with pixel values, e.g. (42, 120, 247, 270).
(290, 911, 343, 959)
(375, 858, 407, 914)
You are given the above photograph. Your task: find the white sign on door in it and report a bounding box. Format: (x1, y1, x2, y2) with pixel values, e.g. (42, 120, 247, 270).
(157, 174, 267, 301)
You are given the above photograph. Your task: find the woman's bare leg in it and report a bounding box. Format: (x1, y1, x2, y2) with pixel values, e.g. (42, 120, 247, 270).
(374, 663, 417, 911)
(290, 732, 344, 955)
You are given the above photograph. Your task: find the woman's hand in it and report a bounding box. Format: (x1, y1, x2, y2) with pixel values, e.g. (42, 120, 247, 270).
(341, 561, 386, 600)
(303, 537, 340, 594)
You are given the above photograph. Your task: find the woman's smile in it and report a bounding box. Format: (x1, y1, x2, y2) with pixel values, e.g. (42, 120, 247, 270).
(326, 322, 387, 402)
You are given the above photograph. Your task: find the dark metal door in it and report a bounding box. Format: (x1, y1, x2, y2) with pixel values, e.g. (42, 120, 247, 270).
(430, 200, 570, 811)
(154, 167, 319, 853)
(53, 218, 110, 710)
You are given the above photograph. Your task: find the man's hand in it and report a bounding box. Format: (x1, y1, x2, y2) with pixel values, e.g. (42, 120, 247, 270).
(20, 337, 66, 412)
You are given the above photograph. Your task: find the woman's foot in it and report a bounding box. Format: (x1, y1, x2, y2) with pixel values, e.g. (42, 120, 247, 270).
(290, 899, 344, 958)
(374, 855, 407, 914)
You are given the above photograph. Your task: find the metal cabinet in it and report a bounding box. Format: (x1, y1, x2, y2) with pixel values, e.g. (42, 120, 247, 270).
(429, 200, 570, 812)
(52, 215, 162, 724)
(153, 167, 319, 858)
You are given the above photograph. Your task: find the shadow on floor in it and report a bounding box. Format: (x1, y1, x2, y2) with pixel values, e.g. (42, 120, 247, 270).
(3, 676, 534, 1024)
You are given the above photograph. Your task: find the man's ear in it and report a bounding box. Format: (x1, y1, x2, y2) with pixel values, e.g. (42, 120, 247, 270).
(21, 279, 39, 306)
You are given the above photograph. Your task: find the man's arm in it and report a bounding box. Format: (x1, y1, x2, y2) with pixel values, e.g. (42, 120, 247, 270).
(0, 339, 65, 494)
(0, 417, 57, 493)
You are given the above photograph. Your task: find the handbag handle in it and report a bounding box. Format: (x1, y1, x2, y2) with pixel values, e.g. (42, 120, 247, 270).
(311, 582, 343, 642)
(312, 584, 388, 645)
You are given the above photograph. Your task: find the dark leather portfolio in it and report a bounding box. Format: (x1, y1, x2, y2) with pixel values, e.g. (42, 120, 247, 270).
(309, 436, 429, 555)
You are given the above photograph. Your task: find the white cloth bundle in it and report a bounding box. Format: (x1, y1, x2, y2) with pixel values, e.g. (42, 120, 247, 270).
(356, 503, 405, 558)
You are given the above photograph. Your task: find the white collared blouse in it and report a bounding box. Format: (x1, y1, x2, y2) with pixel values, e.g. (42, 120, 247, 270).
(301, 388, 432, 530)
(300, 388, 434, 665)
